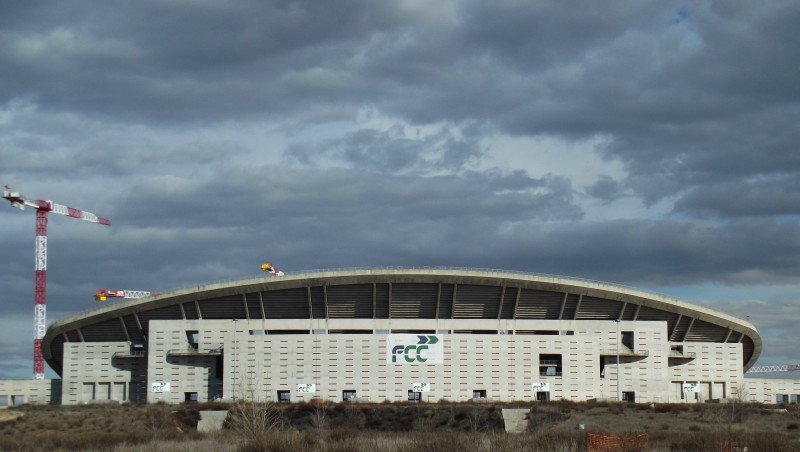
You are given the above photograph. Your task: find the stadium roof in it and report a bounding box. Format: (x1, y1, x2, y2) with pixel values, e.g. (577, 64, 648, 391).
(42, 268, 761, 374)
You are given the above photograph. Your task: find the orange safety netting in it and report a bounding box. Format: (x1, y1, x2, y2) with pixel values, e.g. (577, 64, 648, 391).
(587, 432, 648, 452)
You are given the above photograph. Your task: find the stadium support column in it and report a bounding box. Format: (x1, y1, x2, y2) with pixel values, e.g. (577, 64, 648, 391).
(616, 319, 621, 402)
(233, 318, 238, 401)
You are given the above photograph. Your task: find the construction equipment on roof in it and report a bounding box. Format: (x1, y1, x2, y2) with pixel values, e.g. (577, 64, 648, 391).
(95, 289, 155, 302)
(261, 262, 284, 276)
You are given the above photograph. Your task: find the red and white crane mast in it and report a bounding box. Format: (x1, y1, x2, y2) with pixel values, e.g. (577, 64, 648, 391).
(3, 185, 110, 380)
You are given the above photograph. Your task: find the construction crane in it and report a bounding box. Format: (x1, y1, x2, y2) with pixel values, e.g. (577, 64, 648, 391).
(95, 289, 155, 301)
(3, 185, 110, 380)
(261, 261, 284, 276)
(746, 363, 800, 373)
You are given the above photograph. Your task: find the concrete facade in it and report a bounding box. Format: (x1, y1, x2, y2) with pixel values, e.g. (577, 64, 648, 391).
(47, 318, 751, 405)
(0, 269, 794, 406)
(0, 379, 60, 406)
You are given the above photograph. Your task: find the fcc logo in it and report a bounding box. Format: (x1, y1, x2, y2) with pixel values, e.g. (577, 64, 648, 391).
(386, 334, 443, 364)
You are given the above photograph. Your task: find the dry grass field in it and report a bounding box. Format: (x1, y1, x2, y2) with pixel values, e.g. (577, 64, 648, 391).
(0, 400, 799, 451)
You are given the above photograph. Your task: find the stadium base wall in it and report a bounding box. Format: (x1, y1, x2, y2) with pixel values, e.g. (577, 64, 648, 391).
(744, 378, 800, 403)
(41, 319, 796, 406)
(0, 379, 60, 406)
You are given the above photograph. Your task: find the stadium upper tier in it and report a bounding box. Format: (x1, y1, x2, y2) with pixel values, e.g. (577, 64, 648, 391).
(42, 268, 761, 374)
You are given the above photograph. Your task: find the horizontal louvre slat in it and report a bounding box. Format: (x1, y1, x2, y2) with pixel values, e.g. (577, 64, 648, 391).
(561, 294, 580, 319)
(311, 287, 326, 319)
(635, 306, 674, 322)
(245, 293, 263, 319)
(515, 289, 563, 319)
(198, 296, 247, 319)
(499, 287, 517, 319)
(263, 288, 309, 319)
(453, 285, 501, 319)
(80, 318, 128, 342)
(575, 296, 623, 320)
(122, 316, 145, 342)
(375, 284, 390, 319)
(391, 283, 437, 319)
(182, 302, 199, 320)
(671, 316, 693, 341)
(621, 303, 638, 321)
(326, 284, 373, 318)
(685, 319, 729, 342)
(437, 284, 454, 319)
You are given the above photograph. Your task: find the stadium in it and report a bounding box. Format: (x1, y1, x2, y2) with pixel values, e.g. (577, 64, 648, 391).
(2, 268, 799, 405)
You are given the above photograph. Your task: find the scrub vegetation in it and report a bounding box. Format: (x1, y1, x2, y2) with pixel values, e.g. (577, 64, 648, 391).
(1, 400, 799, 451)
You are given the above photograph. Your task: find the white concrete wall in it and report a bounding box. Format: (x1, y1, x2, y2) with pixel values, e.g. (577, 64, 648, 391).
(144, 319, 679, 403)
(45, 318, 799, 405)
(667, 342, 743, 403)
(0, 379, 59, 406)
(744, 378, 800, 403)
(61, 342, 145, 404)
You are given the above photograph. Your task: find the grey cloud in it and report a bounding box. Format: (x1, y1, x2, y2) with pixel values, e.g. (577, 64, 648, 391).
(107, 164, 584, 229)
(585, 175, 625, 203)
(0, 1, 410, 122)
(285, 124, 487, 174)
(675, 176, 800, 217)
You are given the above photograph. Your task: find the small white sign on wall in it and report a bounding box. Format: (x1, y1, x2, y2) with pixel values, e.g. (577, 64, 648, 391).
(412, 382, 430, 392)
(151, 381, 170, 393)
(297, 383, 316, 393)
(531, 382, 550, 392)
(682, 382, 699, 393)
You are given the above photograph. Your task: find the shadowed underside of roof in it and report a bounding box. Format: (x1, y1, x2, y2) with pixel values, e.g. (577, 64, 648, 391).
(42, 269, 760, 375)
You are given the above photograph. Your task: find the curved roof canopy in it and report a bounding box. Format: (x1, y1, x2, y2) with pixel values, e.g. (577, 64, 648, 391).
(43, 268, 761, 374)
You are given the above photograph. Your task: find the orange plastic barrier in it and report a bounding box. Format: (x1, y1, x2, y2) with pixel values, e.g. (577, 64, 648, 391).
(587, 432, 648, 452)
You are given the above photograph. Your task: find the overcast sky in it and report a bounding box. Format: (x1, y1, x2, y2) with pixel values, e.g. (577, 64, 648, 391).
(2, 0, 799, 379)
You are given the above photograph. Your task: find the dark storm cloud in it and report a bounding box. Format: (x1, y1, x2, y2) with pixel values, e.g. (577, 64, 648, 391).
(0, 0, 409, 122)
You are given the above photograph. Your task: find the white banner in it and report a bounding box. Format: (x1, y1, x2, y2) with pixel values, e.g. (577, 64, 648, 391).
(296, 383, 316, 393)
(387, 334, 443, 364)
(531, 382, 550, 392)
(682, 383, 699, 393)
(412, 382, 430, 392)
(151, 382, 170, 393)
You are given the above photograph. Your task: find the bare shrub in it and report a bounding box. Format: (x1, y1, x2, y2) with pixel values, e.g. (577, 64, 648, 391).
(468, 407, 486, 432)
(226, 401, 284, 441)
(310, 401, 330, 434)
(142, 404, 173, 441)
